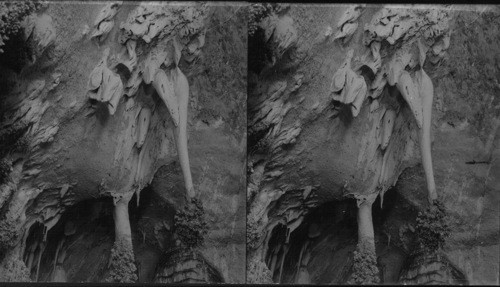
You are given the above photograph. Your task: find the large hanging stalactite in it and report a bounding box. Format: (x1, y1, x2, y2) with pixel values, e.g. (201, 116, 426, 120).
(395, 39, 437, 205)
(115, 3, 209, 204)
(416, 41, 437, 204)
(84, 2, 209, 280)
(172, 67, 194, 200)
(150, 45, 195, 200)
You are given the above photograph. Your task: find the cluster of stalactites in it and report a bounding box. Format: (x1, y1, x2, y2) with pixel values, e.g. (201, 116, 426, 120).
(87, 3, 207, 118)
(329, 7, 450, 204)
(85, 3, 208, 202)
(329, 7, 450, 117)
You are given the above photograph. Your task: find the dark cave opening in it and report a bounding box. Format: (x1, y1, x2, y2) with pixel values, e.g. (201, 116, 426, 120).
(129, 185, 176, 256)
(0, 31, 32, 74)
(264, 188, 411, 284)
(25, 197, 115, 282)
(21, 185, 176, 283)
(22, 221, 45, 281)
(248, 27, 272, 76)
(264, 223, 287, 282)
(248, 125, 273, 156)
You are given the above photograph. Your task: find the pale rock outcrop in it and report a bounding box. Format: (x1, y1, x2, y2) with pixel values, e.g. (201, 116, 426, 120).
(22, 13, 56, 64)
(91, 2, 122, 41)
(334, 5, 364, 43)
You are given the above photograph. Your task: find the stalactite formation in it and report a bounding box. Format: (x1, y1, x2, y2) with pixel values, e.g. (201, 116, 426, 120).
(150, 54, 195, 198)
(324, 9, 448, 283)
(294, 240, 311, 284)
(116, 3, 207, 200)
(87, 3, 208, 279)
(243, 4, 484, 285)
(106, 194, 137, 283)
(328, 7, 449, 210)
(172, 67, 195, 199)
(355, 194, 377, 249)
(415, 44, 437, 204)
(349, 194, 380, 284)
(363, 9, 450, 205)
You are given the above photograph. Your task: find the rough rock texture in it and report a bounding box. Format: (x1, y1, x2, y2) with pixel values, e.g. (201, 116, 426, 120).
(399, 250, 468, 285)
(153, 248, 223, 283)
(0, 2, 245, 283)
(105, 237, 138, 283)
(247, 4, 499, 284)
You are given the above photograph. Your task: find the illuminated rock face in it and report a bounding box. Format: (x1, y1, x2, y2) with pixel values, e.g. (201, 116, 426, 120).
(0, 2, 246, 283)
(247, 4, 499, 285)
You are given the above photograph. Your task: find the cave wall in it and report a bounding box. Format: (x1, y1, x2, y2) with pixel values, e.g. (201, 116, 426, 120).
(0, 2, 246, 283)
(247, 4, 499, 285)
(395, 8, 500, 284)
(150, 5, 247, 282)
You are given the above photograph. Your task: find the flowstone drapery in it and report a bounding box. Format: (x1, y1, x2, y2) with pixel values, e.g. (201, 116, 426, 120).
(330, 6, 452, 284)
(330, 8, 448, 206)
(0, 2, 246, 283)
(85, 3, 208, 281)
(246, 4, 456, 284)
(112, 3, 206, 202)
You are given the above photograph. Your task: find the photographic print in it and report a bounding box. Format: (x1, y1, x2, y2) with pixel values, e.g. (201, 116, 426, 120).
(0, 1, 499, 286)
(0, 1, 246, 283)
(247, 3, 499, 285)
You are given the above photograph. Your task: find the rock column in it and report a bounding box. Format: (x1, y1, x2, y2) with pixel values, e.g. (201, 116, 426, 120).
(106, 194, 137, 283)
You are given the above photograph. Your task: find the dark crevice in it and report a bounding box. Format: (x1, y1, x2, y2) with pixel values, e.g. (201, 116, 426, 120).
(25, 197, 114, 282)
(0, 31, 32, 74)
(20, 185, 178, 283)
(248, 27, 272, 76)
(264, 188, 412, 284)
(248, 124, 273, 155)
